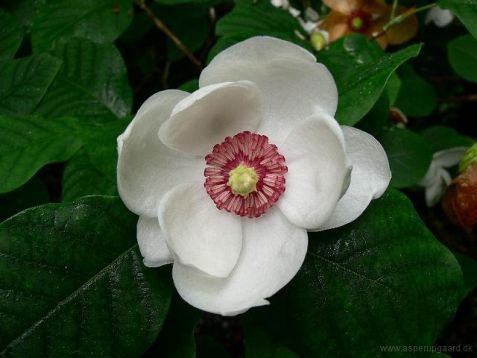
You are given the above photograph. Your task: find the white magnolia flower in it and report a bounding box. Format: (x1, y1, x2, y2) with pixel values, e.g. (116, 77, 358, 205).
(117, 37, 391, 316)
(419, 147, 467, 207)
(425, 7, 454, 27)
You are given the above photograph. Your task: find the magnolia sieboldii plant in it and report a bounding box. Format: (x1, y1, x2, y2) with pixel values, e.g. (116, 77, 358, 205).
(116, 36, 391, 316)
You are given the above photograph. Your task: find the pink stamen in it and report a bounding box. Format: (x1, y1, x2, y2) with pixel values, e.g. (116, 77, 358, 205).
(204, 131, 287, 218)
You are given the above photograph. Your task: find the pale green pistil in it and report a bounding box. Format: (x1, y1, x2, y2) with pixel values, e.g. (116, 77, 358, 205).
(228, 164, 259, 197)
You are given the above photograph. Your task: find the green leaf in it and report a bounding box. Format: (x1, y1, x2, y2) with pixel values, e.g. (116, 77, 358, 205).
(439, 0, 477, 39)
(319, 36, 422, 125)
(0, 55, 61, 116)
(31, 0, 134, 53)
(0, 0, 46, 30)
(62, 119, 128, 201)
(244, 190, 463, 357)
(0, 10, 23, 61)
(0, 116, 82, 194)
(155, 0, 228, 4)
(0, 177, 49, 222)
(244, 326, 300, 358)
(209, 0, 310, 61)
(421, 126, 475, 152)
(448, 35, 477, 83)
(395, 66, 437, 117)
(379, 128, 433, 188)
(34, 39, 132, 119)
(146, 294, 201, 358)
(0, 196, 172, 356)
(454, 253, 477, 293)
(62, 150, 117, 201)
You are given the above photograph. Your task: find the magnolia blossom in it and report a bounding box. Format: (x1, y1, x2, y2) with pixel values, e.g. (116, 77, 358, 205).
(419, 147, 467, 207)
(425, 7, 454, 27)
(117, 37, 391, 315)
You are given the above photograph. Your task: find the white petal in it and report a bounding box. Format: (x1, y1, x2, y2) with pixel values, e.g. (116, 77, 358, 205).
(200, 36, 338, 144)
(277, 114, 350, 230)
(117, 90, 204, 217)
(432, 147, 467, 168)
(158, 81, 262, 156)
(425, 168, 451, 207)
(426, 7, 454, 27)
(137, 216, 173, 267)
(172, 208, 308, 316)
(319, 126, 391, 230)
(158, 183, 242, 278)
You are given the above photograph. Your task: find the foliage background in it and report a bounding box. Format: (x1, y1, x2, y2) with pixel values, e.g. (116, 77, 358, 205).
(0, 0, 477, 356)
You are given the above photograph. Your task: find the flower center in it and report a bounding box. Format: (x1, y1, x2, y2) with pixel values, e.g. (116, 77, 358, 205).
(348, 10, 371, 32)
(228, 163, 259, 197)
(204, 131, 287, 218)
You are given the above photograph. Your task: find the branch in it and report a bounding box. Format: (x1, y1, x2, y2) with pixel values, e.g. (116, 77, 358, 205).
(137, 1, 203, 70)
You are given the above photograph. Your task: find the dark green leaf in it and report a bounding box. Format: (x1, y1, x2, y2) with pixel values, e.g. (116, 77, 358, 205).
(155, 0, 228, 4)
(34, 39, 132, 119)
(62, 150, 117, 201)
(319, 36, 422, 125)
(395, 66, 437, 117)
(244, 190, 463, 357)
(31, 0, 134, 52)
(244, 326, 300, 358)
(209, 0, 310, 61)
(0, 10, 23, 61)
(448, 35, 477, 83)
(438, 0, 477, 39)
(179, 79, 199, 92)
(0, 55, 61, 116)
(421, 126, 475, 152)
(0, 196, 172, 356)
(196, 336, 230, 358)
(0, 116, 82, 193)
(454, 253, 477, 293)
(146, 294, 201, 358)
(0, 0, 46, 29)
(379, 128, 433, 188)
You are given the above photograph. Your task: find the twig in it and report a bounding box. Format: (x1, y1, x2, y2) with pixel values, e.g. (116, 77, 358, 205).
(136, 0, 203, 70)
(439, 94, 477, 103)
(373, 3, 436, 41)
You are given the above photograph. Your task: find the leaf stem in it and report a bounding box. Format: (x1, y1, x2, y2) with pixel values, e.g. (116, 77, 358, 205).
(136, 1, 203, 70)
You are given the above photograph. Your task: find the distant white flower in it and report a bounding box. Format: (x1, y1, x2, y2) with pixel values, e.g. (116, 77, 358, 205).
(425, 7, 454, 27)
(117, 37, 391, 316)
(419, 147, 467, 207)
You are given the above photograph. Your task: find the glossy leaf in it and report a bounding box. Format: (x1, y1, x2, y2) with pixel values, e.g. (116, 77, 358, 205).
(62, 150, 117, 201)
(209, 0, 310, 61)
(0, 116, 82, 193)
(34, 39, 132, 119)
(379, 128, 434, 188)
(244, 190, 463, 357)
(31, 0, 133, 52)
(448, 35, 477, 83)
(0, 196, 172, 356)
(439, 0, 477, 39)
(421, 126, 475, 152)
(0, 10, 23, 60)
(319, 35, 421, 125)
(145, 294, 201, 358)
(0, 55, 61, 116)
(395, 66, 437, 117)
